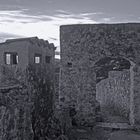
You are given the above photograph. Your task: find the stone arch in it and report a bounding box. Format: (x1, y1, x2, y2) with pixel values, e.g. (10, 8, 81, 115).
(94, 56, 136, 125)
(60, 23, 140, 126)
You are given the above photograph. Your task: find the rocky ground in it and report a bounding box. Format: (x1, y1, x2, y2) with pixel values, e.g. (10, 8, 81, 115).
(66, 126, 140, 140)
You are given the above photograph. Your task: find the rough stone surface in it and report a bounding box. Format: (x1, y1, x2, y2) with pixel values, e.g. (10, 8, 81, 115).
(0, 37, 58, 139)
(54, 58, 60, 109)
(60, 23, 140, 126)
(0, 87, 33, 140)
(133, 65, 140, 124)
(96, 70, 130, 121)
(0, 65, 55, 140)
(109, 130, 140, 140)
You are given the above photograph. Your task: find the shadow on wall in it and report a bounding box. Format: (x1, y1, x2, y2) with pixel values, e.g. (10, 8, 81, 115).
(95, 57, 131, 123)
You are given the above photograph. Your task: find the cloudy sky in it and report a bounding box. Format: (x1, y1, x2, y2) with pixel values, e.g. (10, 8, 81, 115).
(0, 0, 140, 57)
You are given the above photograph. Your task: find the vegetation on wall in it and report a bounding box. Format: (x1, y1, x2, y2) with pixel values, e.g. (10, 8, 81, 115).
(0, 65, 62, 140)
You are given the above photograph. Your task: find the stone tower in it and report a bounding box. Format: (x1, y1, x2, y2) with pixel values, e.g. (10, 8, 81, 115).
(60, 23, 140, 126)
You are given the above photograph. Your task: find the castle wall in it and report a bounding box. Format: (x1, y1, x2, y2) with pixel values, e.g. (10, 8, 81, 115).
(60, 23, 140, 125)
(0, 65, 55, 140)
(54, 59, 60, 109)
(133, 65, 140, 124)
(0, 86, 33, 140)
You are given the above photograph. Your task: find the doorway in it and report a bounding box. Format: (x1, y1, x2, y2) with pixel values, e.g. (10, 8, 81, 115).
(95, 57, 134, 123)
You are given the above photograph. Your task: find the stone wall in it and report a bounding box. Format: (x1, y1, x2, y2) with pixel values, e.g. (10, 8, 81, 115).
(0, 65, 57, 140)
(0, 86, 33, 140)
(54, 59, 60, 109)
(96, 70, 130, 120)
(133, 65, 140, 124)
(60, 23, 140, 125)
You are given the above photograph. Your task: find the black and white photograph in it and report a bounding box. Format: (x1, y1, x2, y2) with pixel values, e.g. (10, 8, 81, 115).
(0, 0, 140, 140)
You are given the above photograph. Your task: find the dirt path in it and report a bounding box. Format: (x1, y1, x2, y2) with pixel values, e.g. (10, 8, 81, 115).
(109, 130, 140, 140)
(67, 127, 140, 140)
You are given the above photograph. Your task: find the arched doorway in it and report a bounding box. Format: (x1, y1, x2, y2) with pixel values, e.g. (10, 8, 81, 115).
(94, 57, 135, 124)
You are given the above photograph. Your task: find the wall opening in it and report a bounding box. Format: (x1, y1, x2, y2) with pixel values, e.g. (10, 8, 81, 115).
(34, 54, 41, 64)
(46, 56, 51, 63)
(94, 57, 133, 123)
(5, 52, 18, 65)
(67, 62, 72, 68)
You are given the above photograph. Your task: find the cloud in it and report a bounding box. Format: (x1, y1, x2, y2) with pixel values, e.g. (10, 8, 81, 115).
(54, 11, 102, 20)
(0, 9, 52, 23)
(55, 10, 72, 15)
(0, 32, 25, 42)
(0, 8, 98, 50)
(49, 37, 58, 41)
(79, 12, 103, 16)
(1, 8, 138, 53)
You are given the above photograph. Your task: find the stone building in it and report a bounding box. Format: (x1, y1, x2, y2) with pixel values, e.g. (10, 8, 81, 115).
(0, 37, 55, 71)
(60, 23, 140, 126)
(0, 37, 57, 140)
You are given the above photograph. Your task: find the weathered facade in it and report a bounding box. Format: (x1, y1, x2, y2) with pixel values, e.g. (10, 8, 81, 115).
(96, 70, 130, 122)
(0, 37, 55, 70)
(0, 37, 57, 140)
(54, 58, 60, 109)
(60, 23, 140, 126)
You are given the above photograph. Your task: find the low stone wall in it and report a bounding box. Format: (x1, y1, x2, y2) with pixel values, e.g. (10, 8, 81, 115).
(0, 86, 33, 140)
(0, 65, 58, 140)
(96, 70, 130, 120)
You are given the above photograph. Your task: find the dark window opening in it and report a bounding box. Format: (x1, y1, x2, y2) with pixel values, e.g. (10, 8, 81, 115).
(46, 56, 51, 63)
(55, 68, 60, 73)
(5, 52, 18, 65)
(34, 54, 41, 64)
(12, 54, 18, 64)
(67, 62, 72, 67)
(94, 57, 131, 83)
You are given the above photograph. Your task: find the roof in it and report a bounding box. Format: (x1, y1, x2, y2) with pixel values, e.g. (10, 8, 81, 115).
(0, 37, 37, 45)
(0, 36, 56, 50)
(6, 36, 38, 43)
(60, 22, 140, 27)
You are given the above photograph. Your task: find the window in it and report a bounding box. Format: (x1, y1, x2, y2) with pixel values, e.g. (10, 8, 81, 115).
(34, 54, 41, 64)
(5, 53, 11, 64)
(5, 52, 18, 65)
(67, 62, 72, 68)
(46, 56, 51, 63)
(13, 54, 18, 64)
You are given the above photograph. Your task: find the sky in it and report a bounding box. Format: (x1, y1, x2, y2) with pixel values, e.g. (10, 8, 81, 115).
(0, 0, 140, 58)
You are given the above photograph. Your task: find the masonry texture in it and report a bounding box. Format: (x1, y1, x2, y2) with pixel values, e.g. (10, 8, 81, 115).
(0, 37, 55, 70)
(54, 58, 60, 109)
(0, 38, 59, 140)
(60, 23, 140, 126)
(0, 85, 33, 140)
(96, 70, 130, 122)
(0, 66, 56, 140)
